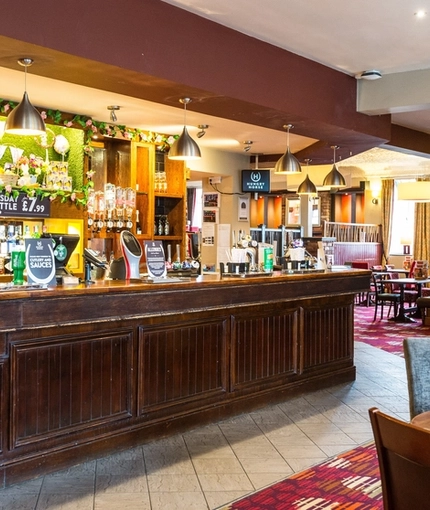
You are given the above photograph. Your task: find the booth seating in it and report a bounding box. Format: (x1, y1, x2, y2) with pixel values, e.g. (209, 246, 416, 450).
(403, 337, 430, 419)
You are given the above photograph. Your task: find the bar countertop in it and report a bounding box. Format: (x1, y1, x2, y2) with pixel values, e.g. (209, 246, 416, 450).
(0, 267, 369, 300)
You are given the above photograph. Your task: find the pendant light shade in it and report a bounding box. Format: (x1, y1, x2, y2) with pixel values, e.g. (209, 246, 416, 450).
(297, 175, 317, 195)
(168, 97, 201, 160)
(297, 159, 317, 195)
(323, 145, 346, 188)
(274, 124, 302, 174)
(5, 58, 46, 136)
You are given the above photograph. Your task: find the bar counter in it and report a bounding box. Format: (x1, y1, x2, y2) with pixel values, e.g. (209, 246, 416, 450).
(0, 269, 369, 486)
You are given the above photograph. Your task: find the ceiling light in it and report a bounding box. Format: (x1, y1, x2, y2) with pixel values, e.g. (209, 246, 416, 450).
(355, 70, 382, 80)
(323, 146, 346, 188)
(243, 140, 253, 152)
(274, 124, 302, 174)
(107, 105, 120, 123)
(415, 10, 427, 18)
(297, 159, 317, 196)
(5, 58, 46, 136)
(168, 98, 201, 160)
(197, 124, 208, 138)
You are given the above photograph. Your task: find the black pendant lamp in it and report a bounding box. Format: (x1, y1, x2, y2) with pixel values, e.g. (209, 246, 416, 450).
(274, 124, 302, 174)
(5, 58, 46, 136)
(168, 98, 201, 160)
(323, 145, 346, 188)
(297, 159, 317, 195)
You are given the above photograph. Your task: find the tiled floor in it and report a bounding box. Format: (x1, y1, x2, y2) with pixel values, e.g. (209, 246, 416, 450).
(0, 341, 409, 510)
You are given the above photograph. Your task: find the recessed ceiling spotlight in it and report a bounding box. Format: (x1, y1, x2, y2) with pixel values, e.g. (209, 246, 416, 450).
(415, 10, 427, 18)
(355, 70, 382, 80)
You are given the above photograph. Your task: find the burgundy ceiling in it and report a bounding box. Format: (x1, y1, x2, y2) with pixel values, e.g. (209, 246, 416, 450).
(0, 0, 429, 163)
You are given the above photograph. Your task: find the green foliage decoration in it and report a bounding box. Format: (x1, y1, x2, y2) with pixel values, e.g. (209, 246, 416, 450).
(0, 99, 177, 207)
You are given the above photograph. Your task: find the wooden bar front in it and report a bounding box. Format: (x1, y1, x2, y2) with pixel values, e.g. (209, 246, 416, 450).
(0, 269, 369, 487)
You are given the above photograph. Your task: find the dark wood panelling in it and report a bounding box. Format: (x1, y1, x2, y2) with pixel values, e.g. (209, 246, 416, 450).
(10, 330, 133, 448)
(334, 242, 382, 267)
(231, 306, 299, 392)
(0, 272, 365, 487)
(138, 318, 228, 414)
(0, 361, 3, 455)
(301, 303, 353, 372)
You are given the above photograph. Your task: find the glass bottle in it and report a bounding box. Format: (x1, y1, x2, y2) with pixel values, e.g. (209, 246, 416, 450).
(136, 210, 142, 235)
(0, 225, 7, 255)
(7, 225, 16, 254)
(158, 216, 164, 236)
(164, 215, 170, 236)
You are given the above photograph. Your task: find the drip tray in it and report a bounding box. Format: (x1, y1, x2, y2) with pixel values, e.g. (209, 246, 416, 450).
(221, 272, 273, 278)
(282, 269, 326, 275)
(0, 283, 49, 292)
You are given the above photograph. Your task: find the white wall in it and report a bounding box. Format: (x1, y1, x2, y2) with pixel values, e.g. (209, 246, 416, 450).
(188, 147, 250, 270)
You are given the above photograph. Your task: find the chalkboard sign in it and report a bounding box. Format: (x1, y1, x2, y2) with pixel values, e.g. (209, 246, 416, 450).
(144, 241, 166, 279)
(25, 238, 57, 285)
(0, 192, 51, 218)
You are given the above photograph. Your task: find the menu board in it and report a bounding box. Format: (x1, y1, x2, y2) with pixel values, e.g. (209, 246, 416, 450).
(144, 241, 166, 279)
(25, 238, 57, 285)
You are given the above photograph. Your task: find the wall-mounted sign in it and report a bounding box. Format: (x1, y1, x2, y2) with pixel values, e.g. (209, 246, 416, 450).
(0, 192, 51, 218)
(25, 238, 57, 286)
(241, 170, 271, 193)
(144, 241, 166, 279)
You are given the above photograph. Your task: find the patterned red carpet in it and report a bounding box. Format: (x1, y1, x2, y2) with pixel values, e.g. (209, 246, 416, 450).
(354, 304, 430, 357)
(217, 306, 429, 510)
(218, 443, 382, 509)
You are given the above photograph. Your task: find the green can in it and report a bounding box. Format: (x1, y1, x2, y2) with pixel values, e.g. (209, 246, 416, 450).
(263, 246, 273, 272)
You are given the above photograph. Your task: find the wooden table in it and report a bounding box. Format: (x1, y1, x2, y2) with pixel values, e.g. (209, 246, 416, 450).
(412, 410, 430, 430)
(387, 277, 430, 323)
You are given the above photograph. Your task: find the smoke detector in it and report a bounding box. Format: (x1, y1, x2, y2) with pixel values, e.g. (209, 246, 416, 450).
(355, 70, 382, 80)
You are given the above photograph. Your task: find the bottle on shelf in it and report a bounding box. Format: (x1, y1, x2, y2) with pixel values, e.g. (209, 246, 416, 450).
(135, 210, 142, 235)
(7, 225, 16, 254)
(0, 225, 7, 255)
(15, 225, 23, 246)
(164, 216, 170, 236)
(32, 225, 41, 238)
(158, 216, 164, 236)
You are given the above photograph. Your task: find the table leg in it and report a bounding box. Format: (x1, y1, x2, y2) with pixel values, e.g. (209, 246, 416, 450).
(390, 285, 416, 323)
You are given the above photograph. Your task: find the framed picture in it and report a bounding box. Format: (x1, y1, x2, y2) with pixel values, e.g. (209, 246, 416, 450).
(203, 207, 219, 223)
(203, 192, 220, 208)
(238, 196, 249, 222)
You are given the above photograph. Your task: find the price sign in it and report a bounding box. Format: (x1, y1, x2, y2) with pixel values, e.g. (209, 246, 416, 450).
(144, 241, 166, 278)
(0, 192, 51, 218)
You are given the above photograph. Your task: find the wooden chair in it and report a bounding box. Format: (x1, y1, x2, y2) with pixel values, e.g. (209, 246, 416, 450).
(388, 272, 418, 307)
(369, 407, 430, 510)
(351, 261, 372, 306)
(372, 273, 400, 321)
(403, 337, 430, 419)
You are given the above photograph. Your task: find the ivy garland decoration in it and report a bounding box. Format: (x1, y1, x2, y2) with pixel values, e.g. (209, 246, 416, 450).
(0, 99, 177, 207)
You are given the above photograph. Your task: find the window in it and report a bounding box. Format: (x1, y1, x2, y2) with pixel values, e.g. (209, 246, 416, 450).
(390, 181, 415, 255)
